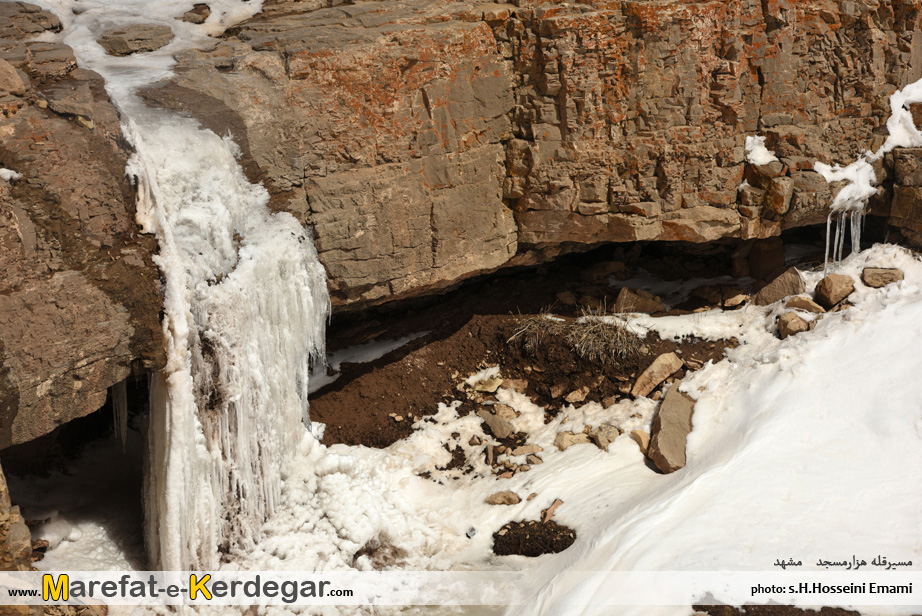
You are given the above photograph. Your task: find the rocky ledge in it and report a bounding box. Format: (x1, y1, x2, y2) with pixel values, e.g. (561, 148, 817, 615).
(0, 2, 164, 449)
(142, 0, 922, 307)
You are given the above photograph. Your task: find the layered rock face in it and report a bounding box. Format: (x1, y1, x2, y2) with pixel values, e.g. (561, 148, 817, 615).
(0, 2, 165, 448)
(144, 0, 922, 307)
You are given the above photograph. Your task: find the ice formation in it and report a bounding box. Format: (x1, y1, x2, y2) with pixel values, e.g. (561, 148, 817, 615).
(29, 0, 330, 570)
(814, 76, 922, 269)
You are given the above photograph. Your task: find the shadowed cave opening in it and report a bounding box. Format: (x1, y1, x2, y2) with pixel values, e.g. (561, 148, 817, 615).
(1, 377, 151, 569)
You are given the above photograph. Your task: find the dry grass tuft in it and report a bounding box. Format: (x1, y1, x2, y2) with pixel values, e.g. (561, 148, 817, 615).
(508, 307, 642, 366)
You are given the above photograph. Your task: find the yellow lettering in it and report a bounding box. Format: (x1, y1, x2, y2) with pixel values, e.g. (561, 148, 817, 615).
(43, 574, 68, 601)
(189, 574, 212, 601)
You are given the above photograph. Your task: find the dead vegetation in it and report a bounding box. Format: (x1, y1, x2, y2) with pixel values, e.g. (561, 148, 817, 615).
(508, 307, 643, 366)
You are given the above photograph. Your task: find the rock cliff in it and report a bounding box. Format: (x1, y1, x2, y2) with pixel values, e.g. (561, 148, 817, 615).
(143, 0, 922, 307)
(2, 0, 922, 448)
(0, 2, 165, 448)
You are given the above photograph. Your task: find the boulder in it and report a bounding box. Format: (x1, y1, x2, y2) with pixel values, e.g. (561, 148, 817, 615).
(98, 24, 175, 56)
(478, 409, 514, 439)
(861, 267, 904, 288)
(485, 491, 521, 506)
(815, 273, 855, 309)
(752, 267, 806, 306)
(778, 312, 809, 339)
(614, 287, 666, 314)
(785, 296, 825, 313)
(647, 386, 696, 473)
(554, 431, 592, 452)
(631, 352, 683, 398)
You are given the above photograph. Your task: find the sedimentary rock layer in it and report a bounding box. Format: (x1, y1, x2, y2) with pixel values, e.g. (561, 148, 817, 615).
(0, 2, 165, 448)
(146, 0, 922, 306)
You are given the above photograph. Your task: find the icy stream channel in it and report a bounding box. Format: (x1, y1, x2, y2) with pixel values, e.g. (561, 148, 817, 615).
(28, 0, 330, 570)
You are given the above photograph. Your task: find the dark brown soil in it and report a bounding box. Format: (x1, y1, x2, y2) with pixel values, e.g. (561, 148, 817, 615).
(309, 313, 735, 448)
(493, 519, 577, 557)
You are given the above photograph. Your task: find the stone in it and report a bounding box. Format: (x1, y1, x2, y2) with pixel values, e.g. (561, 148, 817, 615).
(778, 312, 809, 339)
(589, 425, 621, 452)
(542, 498, 563, 523)
(630, 430, 650, 455)
(861, 267, 904, 288)
(478, 409, 514, 440)
(752, 268, 806, 306)
(579, 261, 626, 283)
(182, 4, 211, 24)
(894, 149, 922, 187)
(473, 378, 502, 393)
(0, 462, 32, 571)
(631, 352, 683, 398)
(485, 491, 520, 506)
(647, 386, 696, 473)
(98, 24, 175, 56)
(502, 379, 528, 394)
(613, 287, 666, 314)
(554, 431, 592, 452)
(526, 454, 543, 465)
(815, 273, 855, 309)
(564, 387, 588, 404)
(0, 58, 24, 95)
(492, 404, 517, 421)
(512, 444, 541, 456)
(764, 177, 794, 216)
(785, 296, 825, 313)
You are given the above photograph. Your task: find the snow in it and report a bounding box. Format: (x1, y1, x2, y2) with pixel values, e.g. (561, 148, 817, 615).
(744, 135, 779, 165)
(309, 332, 429, 394)
(26, 0, 330, 571)
(0, 168, 22, 181)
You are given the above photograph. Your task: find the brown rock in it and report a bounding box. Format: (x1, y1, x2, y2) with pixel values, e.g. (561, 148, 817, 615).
(526, 454, 543, 465)
(589, 424, 621, 452)
(752, 268, 806, 306)
(778, 312, 809, 339)
(0, 462, 32, 572)
(785, 296, 825, 313)
(647, 386, 696, 474)
(502, 379, 528, 394)
(98, 24, 175, 56)
(861, 267, 904, 288)
(485, 491, 521, 506)
(614, 287, 666, 314)
(631, 352, 683, 398)
(815, 273, 855, 309)
(0, 4, 165, 448)
(564, 387, 589, 404)
(478, 409, 514, 440)
(0, 58, 24, 95)
(512, 444, 541, 456)
(630, 430, 650, 455)
(182, 4, 211, 24)
(554, 431, 592, 452)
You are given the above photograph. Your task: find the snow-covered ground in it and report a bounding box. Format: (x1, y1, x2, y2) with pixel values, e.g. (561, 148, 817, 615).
(14, 244, 922, 616)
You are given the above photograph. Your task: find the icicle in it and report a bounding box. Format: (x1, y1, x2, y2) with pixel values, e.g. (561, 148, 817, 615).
(824, 212, 833, 275)
(111, 379, 128, 453)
